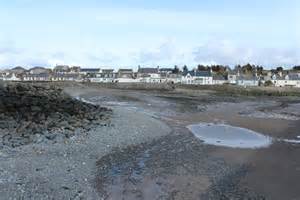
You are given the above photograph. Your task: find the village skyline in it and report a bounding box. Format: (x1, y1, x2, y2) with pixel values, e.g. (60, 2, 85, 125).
(1, 63, 300, 88)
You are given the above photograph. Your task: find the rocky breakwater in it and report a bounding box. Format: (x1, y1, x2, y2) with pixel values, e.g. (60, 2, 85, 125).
(0, 82, 112, 148)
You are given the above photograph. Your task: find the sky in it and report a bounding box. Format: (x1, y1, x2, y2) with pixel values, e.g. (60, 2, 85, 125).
(0, 0, 299, 69)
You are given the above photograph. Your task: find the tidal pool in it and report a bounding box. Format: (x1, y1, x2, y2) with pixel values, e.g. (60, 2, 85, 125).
(187, 123, 272, 149)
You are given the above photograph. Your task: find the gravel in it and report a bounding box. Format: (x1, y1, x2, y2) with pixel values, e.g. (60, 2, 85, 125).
(0, 91, 171, 199)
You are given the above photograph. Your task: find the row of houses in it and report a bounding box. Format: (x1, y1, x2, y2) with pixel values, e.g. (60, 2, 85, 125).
(0, 65, 300, 88)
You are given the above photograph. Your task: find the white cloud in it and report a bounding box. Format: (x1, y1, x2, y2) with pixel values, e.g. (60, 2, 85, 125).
(193, 40, 300, 67)
(0, 37, 299, 69)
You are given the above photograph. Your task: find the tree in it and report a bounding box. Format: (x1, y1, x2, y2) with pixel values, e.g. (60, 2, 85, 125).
(183, 65, 188, 73)
(264, 80, 273, 87)
(276, 67, 283, 72)
(256, 66, 264, 76)
(242, 63, 254, 74)
(293, 66, 300, 71)
(211, 65, 227, 75)
(172, 65, 180, 74)
(197, 64, 206, 71)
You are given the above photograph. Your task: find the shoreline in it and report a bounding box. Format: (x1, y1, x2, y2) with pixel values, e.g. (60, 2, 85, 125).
(0, 88, 171, 199)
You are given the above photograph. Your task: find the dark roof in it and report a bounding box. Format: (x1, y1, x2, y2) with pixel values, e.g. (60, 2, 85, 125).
(159, 68, 173, 72)
(118, 69, 133, 72)
(213, 75, 226, 80)
(25, 73, 50, 78)
(237, 75, 259, 81)
(80, 68, 100, 72)
(102, 69, 114, 73)
(183, 70, 212, 77)
(288, 73, 300, 80)
(138, 68, 159, 74)
(53, 73, 80, 78)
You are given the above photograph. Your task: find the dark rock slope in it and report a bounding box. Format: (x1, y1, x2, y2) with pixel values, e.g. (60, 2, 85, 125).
(0, 82, 111, 147)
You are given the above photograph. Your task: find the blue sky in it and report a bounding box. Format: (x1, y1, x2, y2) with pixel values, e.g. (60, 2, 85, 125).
(0, 0, 299, 69)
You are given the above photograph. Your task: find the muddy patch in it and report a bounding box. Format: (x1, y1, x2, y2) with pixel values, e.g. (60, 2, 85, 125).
(95, 132, 263, 200)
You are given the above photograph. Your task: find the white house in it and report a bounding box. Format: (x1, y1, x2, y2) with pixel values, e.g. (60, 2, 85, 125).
(90, 69, 116, 83)
(271, 73, 300, 88)
(166, 73, 182, 84)
(237, 76, 259, 87)
(80, 68, 101, 76)
(115, 69, 138, 83)
(51, 73, 81, 82)
(227, 71, 239, 85)
(137, 67, 162, 83)
(181, 70, 213, 85)
(2, 73, 21, 81)
(23, 73, 51, 82)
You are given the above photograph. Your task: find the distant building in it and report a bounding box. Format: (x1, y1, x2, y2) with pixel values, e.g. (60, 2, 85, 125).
(23, 73, 51, 81)
(2, 73, 21, 81)
(90, 69, 116, 83)
(70, 66, 81, 73)
(159, 68, 174, 74)
(181, 70, 213, 85)
(227, 71, 238, 85)
(116, 69, 137, 82)
(80, 68, 100, 75)
(137, 67, 161, 83)
(271, 73, 300, 88)
(167, 73, 182, 84)
(51, 73, 81, 82)
(237, 75, 259, 87)
(53, 65, 70, 74)
(213, 75, 228, 85)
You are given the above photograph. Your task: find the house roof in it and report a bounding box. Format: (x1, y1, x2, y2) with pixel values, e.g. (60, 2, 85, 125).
(53, 73, 80, 78)
(288, 73, 300, 80)
(237, 75, 259, 81)
(80, 68, 100, 72)
(25, 73, 50, 78)
(118, 69, 133, 72)
(102, 69, 114, 73)
(213, 75, 226, 80)
(138, 68, 159, 74)
(159, 68, 173, 72)
(183, 70, 212, 77)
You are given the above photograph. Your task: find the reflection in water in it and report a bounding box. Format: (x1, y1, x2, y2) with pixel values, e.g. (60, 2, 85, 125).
(187, 123, 272, 149)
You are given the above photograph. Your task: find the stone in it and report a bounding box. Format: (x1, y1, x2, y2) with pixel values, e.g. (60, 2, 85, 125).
(0, 82, 112, 147)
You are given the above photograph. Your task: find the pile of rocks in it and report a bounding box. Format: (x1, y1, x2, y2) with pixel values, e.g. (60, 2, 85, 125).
(0, 82, 112, 148)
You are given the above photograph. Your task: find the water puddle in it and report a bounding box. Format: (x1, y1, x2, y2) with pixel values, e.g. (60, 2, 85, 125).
(187, 123, 272, 149)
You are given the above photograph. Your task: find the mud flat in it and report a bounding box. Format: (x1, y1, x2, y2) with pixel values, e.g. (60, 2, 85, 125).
(82, 86, 300, 200)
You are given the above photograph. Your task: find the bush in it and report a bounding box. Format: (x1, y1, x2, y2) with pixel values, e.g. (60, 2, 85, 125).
(264, 80, 273, 87)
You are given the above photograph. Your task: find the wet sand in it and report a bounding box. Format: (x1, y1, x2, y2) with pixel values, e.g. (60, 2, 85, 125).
(77, 86, 300, 200)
